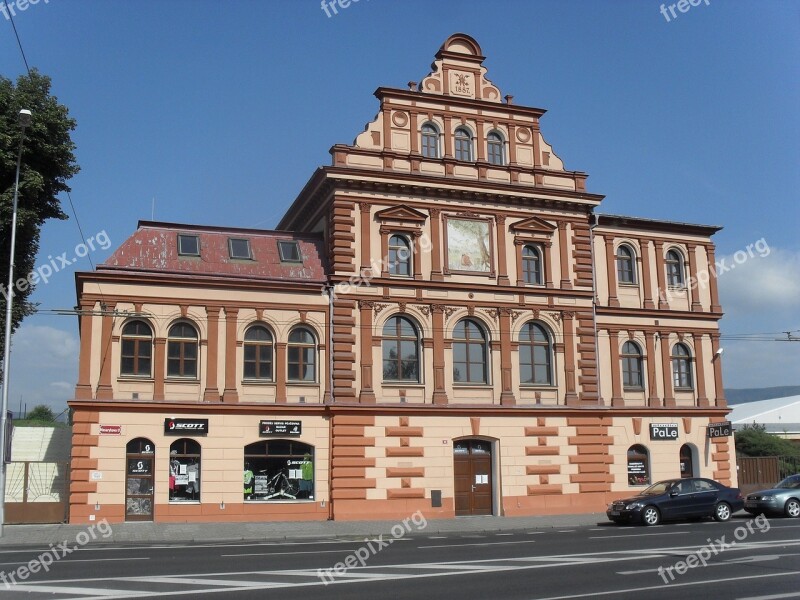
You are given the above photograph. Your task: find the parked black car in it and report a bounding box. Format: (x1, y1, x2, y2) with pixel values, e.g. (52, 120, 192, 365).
(744, 474, 800, 518)
(607, 478, 744, 526)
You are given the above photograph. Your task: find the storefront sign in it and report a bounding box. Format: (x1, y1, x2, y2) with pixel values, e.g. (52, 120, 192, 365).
(259, 420, 301, 436)
(164, 418, 209, 435)
(707, 421, 732, 438)
(650, 423, 679, 440)
(99, 425, 122, 435)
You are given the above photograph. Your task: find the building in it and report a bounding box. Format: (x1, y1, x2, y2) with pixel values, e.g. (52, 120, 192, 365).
(68, 34, 734, 524)
(730, 396, 800, 445)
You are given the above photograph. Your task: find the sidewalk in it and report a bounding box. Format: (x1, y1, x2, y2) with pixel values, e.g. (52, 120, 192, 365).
(0, 512, 607, 547)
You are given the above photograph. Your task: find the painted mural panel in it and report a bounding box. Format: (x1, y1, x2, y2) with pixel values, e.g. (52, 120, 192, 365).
(446, 218, 492, 273)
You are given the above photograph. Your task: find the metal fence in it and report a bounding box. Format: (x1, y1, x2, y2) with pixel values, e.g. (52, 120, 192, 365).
(737, 456, 800, 495)
(3, 461, 70, 524)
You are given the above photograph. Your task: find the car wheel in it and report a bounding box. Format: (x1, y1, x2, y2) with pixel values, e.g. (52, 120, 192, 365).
(785, 498, 800, 518)
(714, 502, 732, 522)
(642, 506, 661, 526)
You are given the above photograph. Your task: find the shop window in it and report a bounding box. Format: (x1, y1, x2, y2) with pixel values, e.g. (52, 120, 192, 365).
(382, 315, 420, 382)
(522, 245, 543, 285)
(666, 249, 685, 287)
(616, 244, 637, 284)
(243, 325, 274, 380)
(621, 341, 644, 390)
(167, 321, 198, 378)
(421, 123, 440, 159)
(671, 342, 693, 390)
(627, 444, 650, 486)
(287, 327, 317, 382)
(519, 321, 553, 385)
(680, 444, 695, 478)
(120, 320, 153, 377)
(388, 234, 412, 276)
(169, 438, 201, 502)
(453, 318, 488, 384)
(244, 440, 314, 501)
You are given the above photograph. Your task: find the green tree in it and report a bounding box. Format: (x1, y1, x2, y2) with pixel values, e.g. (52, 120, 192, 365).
(25, 404, 55, 422)
(735, 423, 800, 458)
(0, 70, 79, 379)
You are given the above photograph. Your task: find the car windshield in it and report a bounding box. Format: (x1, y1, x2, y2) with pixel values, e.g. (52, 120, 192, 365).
(639, 481, 674, 495)
(776, 475, 800, 489)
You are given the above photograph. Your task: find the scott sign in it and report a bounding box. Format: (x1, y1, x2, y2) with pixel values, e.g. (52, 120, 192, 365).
(164, 418, 209, 435)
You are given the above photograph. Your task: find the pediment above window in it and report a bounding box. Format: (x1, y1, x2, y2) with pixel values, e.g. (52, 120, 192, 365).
(374, 205, 429, 224)
(510, 216, 557, 235)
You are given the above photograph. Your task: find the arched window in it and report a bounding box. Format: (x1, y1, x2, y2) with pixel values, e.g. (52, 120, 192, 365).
(616, 244, 637, 284)
(453, 319, 488, 384)
(627, 444, 650, 486)
(243, 325, 273, 380)
(388, 234, 412, 276)
(621, 341, 644, 390)
(487, 131, 504, 165)
(666, 249, 684, 286)
(522, 245, 543, 285)
(244, 440, 314, 501)
(382, 316, 420, 382)
(288, 327, 317, 382)
(169, 438, 201, 502)
(167, 322, 198, 378)
(519, 322, 553, 385)
(679, 444, 695, 478)
(121, 320, 153, 377)
(454, 127, 473, 162)
(421, 123, 439, 159)
(671, 342, 693, 389)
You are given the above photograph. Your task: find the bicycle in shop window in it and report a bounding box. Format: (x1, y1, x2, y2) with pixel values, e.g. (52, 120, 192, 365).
(250, 467, 299, 500)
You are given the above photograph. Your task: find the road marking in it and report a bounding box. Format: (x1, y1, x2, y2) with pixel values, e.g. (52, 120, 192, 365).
(557, 530, 575, 533)
(616, 554, 782, 574)
(417, 540, 537, 549)
(738, 593, 800, 600)
(8, 584, 150, 596)
(590, 531, 687, 539)
(495, 533, 514, 536)
(221, 548, 358, 557)
(0, 557, 149, 567)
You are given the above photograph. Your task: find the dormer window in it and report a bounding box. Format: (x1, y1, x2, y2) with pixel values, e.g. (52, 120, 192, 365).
(228, 238, 252, 260)
(278, 240, 302, 263)
(177, 234, 200, 257)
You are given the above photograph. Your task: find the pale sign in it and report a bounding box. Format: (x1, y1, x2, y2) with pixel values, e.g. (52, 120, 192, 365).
(707, 421, 732, 438)
(649, 423, 679, 440)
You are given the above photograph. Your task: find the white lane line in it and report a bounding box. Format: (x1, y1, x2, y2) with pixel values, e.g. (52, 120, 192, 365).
(8, 584, 150, 596)
(221, 548, 356, 557)
(590, 531, 687, 539)
(427, 536, 448, 539)
(525, 531, 546, 535)
(417, 540, 537, 549)
(495, 533, 514, 536)
(738, 593, 800, 600)
(0, 557, 149, 567)
(557, 530, 575, 533)
(144, 577, 284, 588)
(617, 554, 782, 574)
(525, 571, 800, 600)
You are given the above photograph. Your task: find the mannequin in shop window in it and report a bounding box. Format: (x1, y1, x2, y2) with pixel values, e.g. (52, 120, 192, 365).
(300, 453, 313, 498)
(186, 459, 199, 498)
(169, 451, 179, 492)
(244, 462, 254, 499)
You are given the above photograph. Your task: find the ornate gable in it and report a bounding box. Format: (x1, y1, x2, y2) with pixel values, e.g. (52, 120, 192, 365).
(511, 216, 557, 235)
(418, 33, 502, 102)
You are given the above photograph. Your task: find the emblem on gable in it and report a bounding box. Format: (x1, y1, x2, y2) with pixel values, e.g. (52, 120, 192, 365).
(450, 71, 472, 97)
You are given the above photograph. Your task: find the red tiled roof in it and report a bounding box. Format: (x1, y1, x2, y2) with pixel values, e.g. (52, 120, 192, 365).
(99, 221, 328, 283)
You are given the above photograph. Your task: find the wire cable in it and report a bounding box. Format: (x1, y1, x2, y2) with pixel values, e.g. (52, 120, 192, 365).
(3, 0, 31, 75)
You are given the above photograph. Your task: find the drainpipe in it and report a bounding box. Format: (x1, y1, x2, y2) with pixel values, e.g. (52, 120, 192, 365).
(324, 284, 335, 520)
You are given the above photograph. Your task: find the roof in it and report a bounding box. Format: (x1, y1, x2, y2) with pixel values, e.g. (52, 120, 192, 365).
(729, 395, 800, 429)
(97, 221, 328, 283)
(596, 214, 722, 237)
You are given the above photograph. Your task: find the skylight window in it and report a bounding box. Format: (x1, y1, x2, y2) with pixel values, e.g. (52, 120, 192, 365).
(278, 241, 302, 263)
(229, 238, 252, 260)
(177, 234, 200, 257)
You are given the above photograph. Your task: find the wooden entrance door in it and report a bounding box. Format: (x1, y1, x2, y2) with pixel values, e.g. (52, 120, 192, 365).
(454, 439, 493, 516)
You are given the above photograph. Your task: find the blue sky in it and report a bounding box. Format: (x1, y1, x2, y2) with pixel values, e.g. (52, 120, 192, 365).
(1, 0, 798, 413)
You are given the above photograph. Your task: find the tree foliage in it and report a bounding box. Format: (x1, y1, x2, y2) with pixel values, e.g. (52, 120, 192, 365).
(735, 423, 800, 458)
(0, 70, 79, 375)
(25, 404, 55, 422)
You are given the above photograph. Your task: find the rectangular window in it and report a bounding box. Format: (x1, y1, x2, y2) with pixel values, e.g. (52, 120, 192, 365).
(177, 234, 200, 257)
(278, 240, 302, 262)
(228, 238, 252, 259)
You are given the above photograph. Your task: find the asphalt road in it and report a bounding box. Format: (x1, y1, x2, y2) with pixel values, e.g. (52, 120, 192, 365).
(1, 514, 799, 599)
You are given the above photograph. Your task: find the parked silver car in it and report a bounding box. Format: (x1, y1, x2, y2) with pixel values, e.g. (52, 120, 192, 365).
(744, 474, 800, 518)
